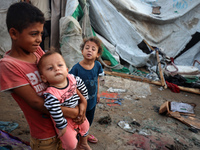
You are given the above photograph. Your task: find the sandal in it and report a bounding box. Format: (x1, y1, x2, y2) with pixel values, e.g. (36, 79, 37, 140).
(87, 134, 98, 143)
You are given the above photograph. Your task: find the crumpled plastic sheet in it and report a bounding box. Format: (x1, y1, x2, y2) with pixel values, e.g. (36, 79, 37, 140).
(0, 121, 18, 133)
(0, 130, 31, 150)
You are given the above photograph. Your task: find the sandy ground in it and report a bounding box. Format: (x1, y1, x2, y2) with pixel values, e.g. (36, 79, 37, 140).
(0, 75, 200, 150)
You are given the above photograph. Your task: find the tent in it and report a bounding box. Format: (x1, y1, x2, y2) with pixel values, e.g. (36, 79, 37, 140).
(60, 0, 200, 71)
(1, 0, 200, 71)
(0, 0, 19, 56)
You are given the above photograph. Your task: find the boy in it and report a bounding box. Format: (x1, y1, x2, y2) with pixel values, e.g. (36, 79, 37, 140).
(0, 2, 86, 150)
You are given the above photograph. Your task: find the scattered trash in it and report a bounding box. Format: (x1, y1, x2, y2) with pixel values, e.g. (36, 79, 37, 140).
(164, 64, 200, 78)
(166, 81, 180, 93)
(174, 138, 190, 149)
(0, 121, 18, 133)
(103, 76, 151, 97)
(100, 92, 124, 106)
(191, 137, 200, 147)
(143, 125, 162, 133)
(159, 101, 200, 130)
(170, 101, 195, 114)
(158, 87, 164, 91)
(100, 91, 118, 98)
(138, 96, 146, 99)
(106, 101, 121, 106)
(98, 115, 112, 125)
(134, 96, 140, 100)
(145, 72, 159, 81)
(152, 6, 161, 15)
(0, 130, 31, 150)
(100, 97, 124, 101)
(153, 105, 160, 113)
(107, 87, 127, 93)
(118, 121, 137, 133)
(130, 121, 141, 127)
(188, 127, 198, 133)
(138, 129, 150, 136)
(165, 142, 188, 150)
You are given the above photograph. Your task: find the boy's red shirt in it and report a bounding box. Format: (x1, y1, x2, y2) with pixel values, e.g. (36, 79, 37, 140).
(0, 47, 56, 139)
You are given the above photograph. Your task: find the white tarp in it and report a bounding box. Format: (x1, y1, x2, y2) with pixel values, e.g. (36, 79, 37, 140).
(88, 0, 157, 67)
(1, 0, 200, 69)
(88, 0, 200, 67)
(60, 16, 83, 69)
(175, 41, 200, 70)
(62, 0, 200, 68)
(0, 0, 19, 55)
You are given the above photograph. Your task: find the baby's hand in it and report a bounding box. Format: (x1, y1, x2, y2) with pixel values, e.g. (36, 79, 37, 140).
(73, 114, 86, 125)
(57, 127, 66, 138)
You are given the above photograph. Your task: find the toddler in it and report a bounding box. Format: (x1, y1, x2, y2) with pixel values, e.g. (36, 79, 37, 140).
(38, 51, 91, 150)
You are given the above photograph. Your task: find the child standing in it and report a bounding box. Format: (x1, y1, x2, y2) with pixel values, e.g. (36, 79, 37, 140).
(69, 37, 104, 144)
(0, 2, 85, 149)
(38, 51, 92, 150)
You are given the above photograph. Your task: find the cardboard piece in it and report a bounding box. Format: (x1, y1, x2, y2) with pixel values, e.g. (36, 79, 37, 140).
(100, 92, 121, 106)
(159, 101, 200, 130)
(170, 101, 195, 114)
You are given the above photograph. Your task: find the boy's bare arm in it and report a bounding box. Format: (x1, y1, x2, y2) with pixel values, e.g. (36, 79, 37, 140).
(61, 106, 79, 119)
(12, 84, 79, 118)
(12, 85, 49, 114)
(77, 89, 87, 112)
(73, 89, 87, 124)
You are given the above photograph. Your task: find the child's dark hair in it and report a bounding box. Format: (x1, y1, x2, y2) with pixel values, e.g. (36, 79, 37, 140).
(37, 51, 61, 74)
(80, 37, 103, 55)
(6, 2, 45, 33)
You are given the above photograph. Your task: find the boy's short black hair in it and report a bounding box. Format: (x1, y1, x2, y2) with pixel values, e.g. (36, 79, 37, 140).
(6, 2, 45, 33)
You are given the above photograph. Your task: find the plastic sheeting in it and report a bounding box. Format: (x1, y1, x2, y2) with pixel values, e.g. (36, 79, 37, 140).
(175, 41, 200, 70)
(0, 0, 19, 55)
(62, 0, 130, 73)
(60, 16, 83, 69)
(1, 0, 200, 69)
(88, 0, 200, 67)
(0, 130, 31, 150)
(88, 0, 157, 67)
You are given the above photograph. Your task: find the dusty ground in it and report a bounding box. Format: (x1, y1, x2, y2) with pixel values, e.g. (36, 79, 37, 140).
(0, 75, 200, 150)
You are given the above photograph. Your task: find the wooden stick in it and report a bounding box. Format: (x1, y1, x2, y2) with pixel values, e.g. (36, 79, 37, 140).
(104, 71, 200, 95)
(156, 50, 168, 89)
(143, 40, 167, 89)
